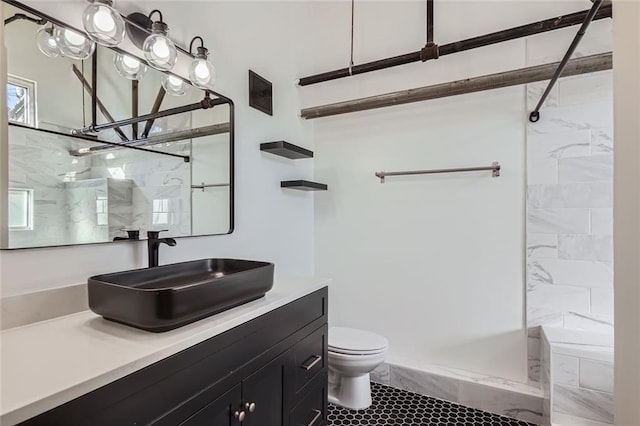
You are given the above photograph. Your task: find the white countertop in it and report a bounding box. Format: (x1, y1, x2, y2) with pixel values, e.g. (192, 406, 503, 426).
(0, 275, 330, 425)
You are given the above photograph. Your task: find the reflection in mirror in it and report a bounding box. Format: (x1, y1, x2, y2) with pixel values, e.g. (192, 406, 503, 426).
(2, 1, 233, 249)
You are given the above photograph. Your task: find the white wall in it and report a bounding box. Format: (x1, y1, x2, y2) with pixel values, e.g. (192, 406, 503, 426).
(613, 0, 640, 423)
(1, 1, 317, 296)
(308, 0, 602, 382)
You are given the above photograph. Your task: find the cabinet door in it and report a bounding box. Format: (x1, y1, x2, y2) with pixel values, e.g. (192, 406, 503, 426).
(241, 352, 287, 426)
(181, 384, 242, 426)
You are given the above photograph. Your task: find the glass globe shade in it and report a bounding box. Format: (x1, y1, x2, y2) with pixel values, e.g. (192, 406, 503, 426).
(143, 27, 177, 71)
(36, 26, 60, 58)
(162, 75, 188, 96)
(82, 0, 125, 47)
(188, 57, 216, 89)
(113, 53, 148, 80)
(55, 27, 95, 60)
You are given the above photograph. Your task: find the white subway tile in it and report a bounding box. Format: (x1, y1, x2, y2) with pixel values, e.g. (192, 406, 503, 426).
(527, 160, 558, 184)
(591, 209, 613, 235)
(527, 182, 612, 209)
(527, 209, 590, 234)
(563, 312, 614, 334)
(591, 288, 614, 316)
(527, 130, 591, 161)
(558, 235, 613, 262)
(553, 354, 579, 387)
(579, 359, 614, 394)
(558, 155, 613, 183)
(528, 259, 613, 287)
(527, 234, 557, 259)
(527, 284, 590, 314)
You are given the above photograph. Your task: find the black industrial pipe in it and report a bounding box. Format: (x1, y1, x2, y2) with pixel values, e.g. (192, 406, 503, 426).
(529, 0, 604, 122)
(91, 50, 98, 129)
(8, 122, 190, 162)
(426, 0, 434, 43)
(298, 4, 612, 86)
(73, 95, 226, 135)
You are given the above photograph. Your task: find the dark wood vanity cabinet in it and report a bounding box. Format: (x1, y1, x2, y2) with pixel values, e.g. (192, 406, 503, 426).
(21, 287, 328, 426)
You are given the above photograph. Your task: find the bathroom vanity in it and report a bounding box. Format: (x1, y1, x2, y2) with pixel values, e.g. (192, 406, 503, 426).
(0, 276, 329, 426)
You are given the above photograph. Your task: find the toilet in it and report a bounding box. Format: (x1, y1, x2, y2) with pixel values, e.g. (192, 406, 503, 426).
(328, 326, 388, 410)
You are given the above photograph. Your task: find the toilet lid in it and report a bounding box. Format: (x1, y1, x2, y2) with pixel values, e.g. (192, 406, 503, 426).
(329, 327, 388, 354)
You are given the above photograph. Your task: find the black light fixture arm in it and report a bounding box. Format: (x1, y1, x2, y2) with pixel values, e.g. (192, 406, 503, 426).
(529, 0, 604, 123)
(148, 9, 164, 22)
(189, 36, 205, 54)
(4, 13, 46, 26)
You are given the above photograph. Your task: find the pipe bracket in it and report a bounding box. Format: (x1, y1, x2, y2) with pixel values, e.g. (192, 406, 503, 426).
(420, 42, 440, 61)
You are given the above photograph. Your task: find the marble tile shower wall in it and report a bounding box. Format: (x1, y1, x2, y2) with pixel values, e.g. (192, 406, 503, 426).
(525, 70, 614, 384)
(7, 126, 192, 247)
(7, 127, 93, 247)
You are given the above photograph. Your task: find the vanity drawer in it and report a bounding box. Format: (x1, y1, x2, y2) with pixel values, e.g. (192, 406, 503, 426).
(292, 325, 327, 395)
(290, 375, 327, 426)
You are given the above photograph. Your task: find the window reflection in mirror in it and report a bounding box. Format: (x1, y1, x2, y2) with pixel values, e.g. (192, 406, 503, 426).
(1, 1, 233, 249)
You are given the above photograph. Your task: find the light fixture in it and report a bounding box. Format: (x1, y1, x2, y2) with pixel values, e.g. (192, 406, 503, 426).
(142, 10, 177, 71)
(161, 74, 188, 96)
(55, 27, 95, 60)
(82, 0, 125, 47)
(113, 53, 148, 80)
(35, 24, 60, 58)
(188, 36, 216, 89)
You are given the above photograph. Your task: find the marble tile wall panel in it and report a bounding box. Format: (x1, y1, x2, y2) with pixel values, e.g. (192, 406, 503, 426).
(458, 382, 543, 424)
(527, 182, 612, 209)
(579, 359, 613, 394)
(527, 284, 590, 319)
(527, 160, 558, 185)
(528, 307, 563, 330)
(551, 412, 612, 426)
(558, 235, 613, 262)
(563, 313, 613, 334)
(527, 130, 591, 161)
(540, 334, 551, 426)
(527, 336, 541, 384)
(527, 209, 590, 234)
(527, 234, 558, 259)
(553, 384, 614, 424)
(552, 354, 579, 387)
(557, 72, 613, 108)
(590, 209, 613, 235)
(526, 101, 613, 137)
(590, 288, 613, 316)
(558, 155, 613, 183)
(591, 128, 613, 155)
(526, 81, 559, 110)
(389, 364, 459, 404)
(527, 259, 612, 287)
(370, 363, 390, 385)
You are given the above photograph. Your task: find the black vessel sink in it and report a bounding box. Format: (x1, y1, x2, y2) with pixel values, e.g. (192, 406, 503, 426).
(88, 259, 274, 332)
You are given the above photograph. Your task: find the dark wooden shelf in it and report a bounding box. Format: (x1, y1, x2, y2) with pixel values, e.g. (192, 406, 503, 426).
(281, 180, 327, 191)
(261, 141, 313, 160)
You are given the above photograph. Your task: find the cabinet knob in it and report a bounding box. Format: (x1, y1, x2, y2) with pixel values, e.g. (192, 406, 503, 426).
(245, 402, 256, 413)
(234, 410, 246, 421)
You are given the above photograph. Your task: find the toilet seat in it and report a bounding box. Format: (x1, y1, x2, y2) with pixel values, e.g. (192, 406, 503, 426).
(329, 327, 388, 356)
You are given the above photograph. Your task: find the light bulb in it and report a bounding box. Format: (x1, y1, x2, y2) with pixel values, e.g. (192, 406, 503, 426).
(36, 25, 60, 58)
(143, 21, 177, 71)
(55, 27, 95, 60)
(82, 0, 125, 47)
(113, 53, 148, 80)
(152, 39, 170, 60)
(188, 46, 216, 89)
(162, 74, 187, 96)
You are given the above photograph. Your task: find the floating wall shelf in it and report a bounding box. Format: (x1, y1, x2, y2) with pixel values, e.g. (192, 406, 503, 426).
(281, 180, 327, 191)
(261, 141, 314, 159)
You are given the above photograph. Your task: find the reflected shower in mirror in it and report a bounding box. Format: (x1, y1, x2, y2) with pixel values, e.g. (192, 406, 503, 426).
(2, 1, 234, 249)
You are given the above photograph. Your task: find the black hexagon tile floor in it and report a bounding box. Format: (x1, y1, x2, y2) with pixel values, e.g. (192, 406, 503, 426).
(327, 382, 536, 426)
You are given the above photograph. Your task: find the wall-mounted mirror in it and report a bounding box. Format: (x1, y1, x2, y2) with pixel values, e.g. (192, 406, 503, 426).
(1, 1, 234, 249)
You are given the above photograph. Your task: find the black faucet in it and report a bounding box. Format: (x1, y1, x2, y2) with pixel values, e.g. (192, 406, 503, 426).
(147, 230, 177, 268)
(113, 229, 140, 241)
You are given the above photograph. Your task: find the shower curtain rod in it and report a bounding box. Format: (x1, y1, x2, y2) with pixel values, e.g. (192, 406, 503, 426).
(300, 52, 612, 120)
(298, 4, 612, 86)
